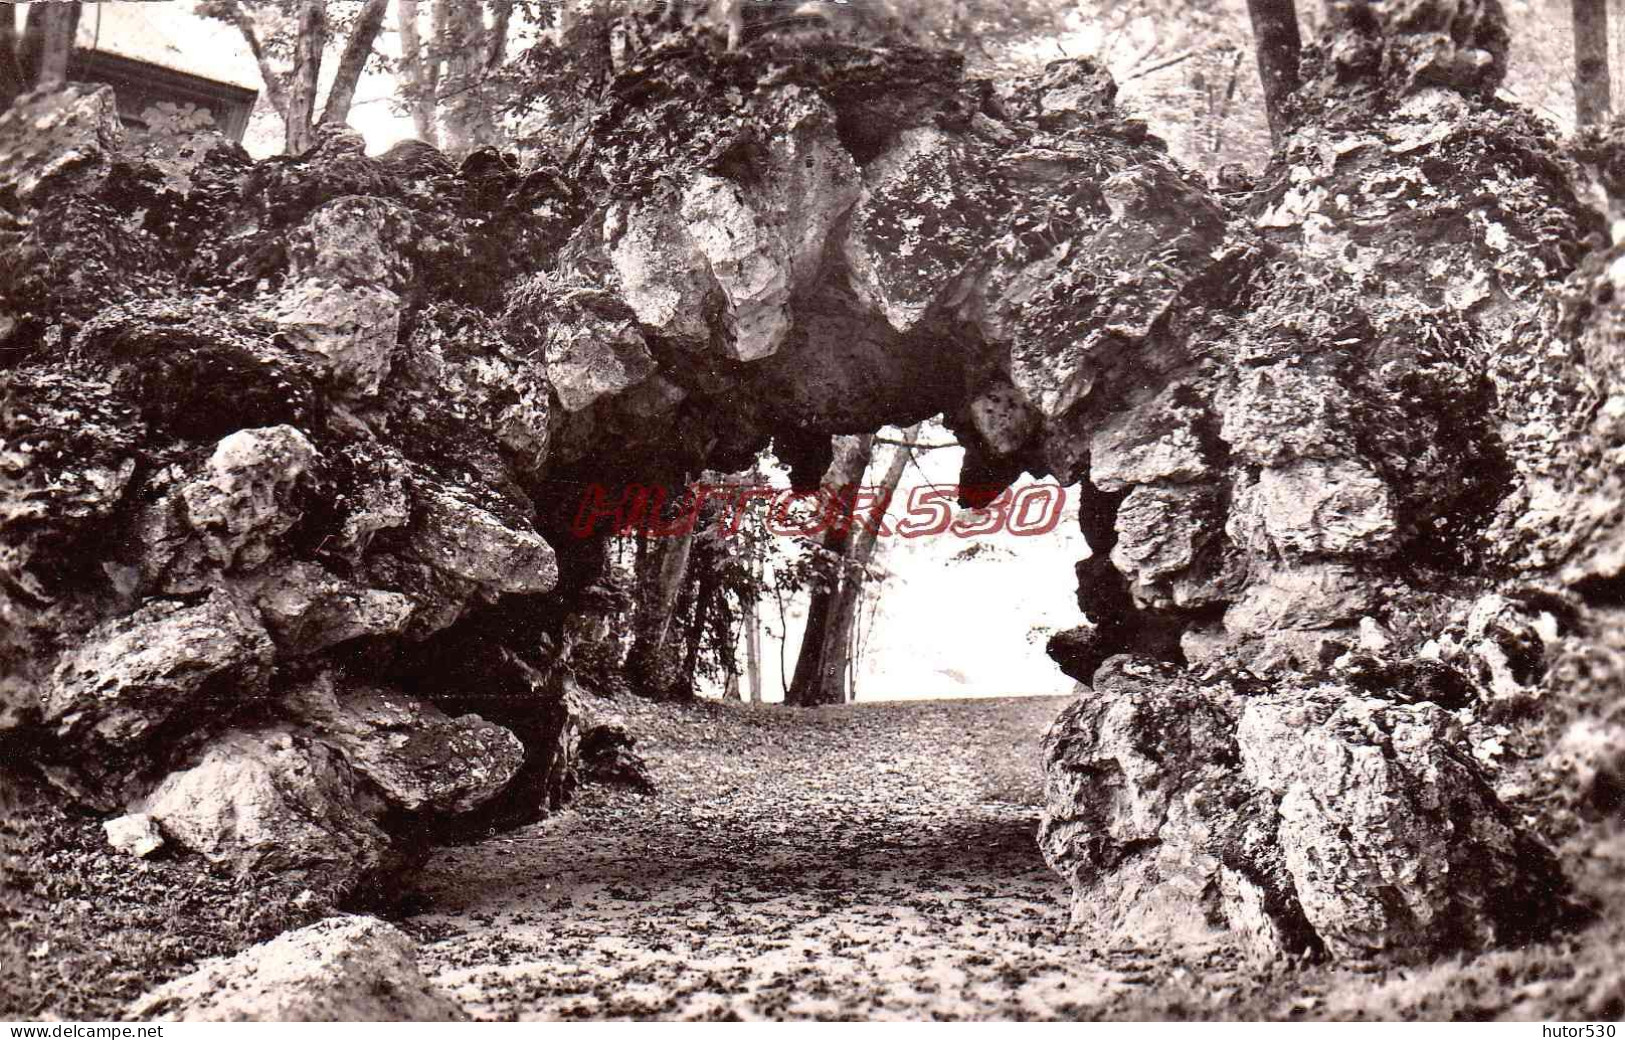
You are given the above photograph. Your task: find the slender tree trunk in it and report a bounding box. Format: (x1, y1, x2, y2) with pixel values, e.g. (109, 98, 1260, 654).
(681, 569, 719, 692)
(809, 424, 919, 705)
(319, 0, 389, 127)
(439, 1, 506, 157)
(1246, 0, 1302, 146)
(1, 8, 26, 113)
(554, 0, 578, 47)
(284, 0, 327, 153)
(786, 435, 874, 707)
(486, 0, 515, 70)
(628, 522, 696, 695)
(396, 0, 439, 145)
(1574, 0, 1612, 127)
(744, 558, 763, 704)
(27, 2, 81, 94)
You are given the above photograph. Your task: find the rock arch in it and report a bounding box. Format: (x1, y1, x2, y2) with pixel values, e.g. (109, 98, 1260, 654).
(2, 1, 1620, 960)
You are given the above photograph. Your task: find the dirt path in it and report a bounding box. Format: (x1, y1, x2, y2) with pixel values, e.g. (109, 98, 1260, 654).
(399, 694, 1623, 1021)
(402, 695, 1195, 1020)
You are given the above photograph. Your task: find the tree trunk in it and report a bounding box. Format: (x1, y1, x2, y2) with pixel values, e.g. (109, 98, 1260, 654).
(681, 568, 719, 692)
(1574, 0, 1612, 127)
(743, 559, 763, 704)
(1, 8, 26, 113)
(319, 0, 389, 127)
(485, 0, 514, 70)
(26, 2, 81, 94)
(284, 0, 327, 154)
(627, 523, 696, 694)
(786, 435, 874, 707)
(1246, 0, 1302, 145)
(804, 423, 920, 705)
(396, 0, 439, 145)
(439, 1, 504, 157)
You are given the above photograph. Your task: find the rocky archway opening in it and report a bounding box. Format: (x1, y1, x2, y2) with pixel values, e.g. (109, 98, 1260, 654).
(2, 0, 1621, 977)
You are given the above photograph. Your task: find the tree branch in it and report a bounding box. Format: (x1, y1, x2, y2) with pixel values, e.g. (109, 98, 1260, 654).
(873, 437, 957, 450)
(319, 0, 389, 126)
(223, 1, 289, 119)
(1122, 48, 1197, 82)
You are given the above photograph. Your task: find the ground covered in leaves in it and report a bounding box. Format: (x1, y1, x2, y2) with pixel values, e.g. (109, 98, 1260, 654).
(3, 692, 1621, 1021)
(0, 777, 333, 1021)
(401, 694, 1625, 1022)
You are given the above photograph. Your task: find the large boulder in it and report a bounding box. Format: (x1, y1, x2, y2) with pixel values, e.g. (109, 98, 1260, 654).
(136, 727, 403, 894)
(1238, 687, 1568, 961)
(253, 561, 415, 656)
(41, 592, 274, 748)
(128, 915, 465, 1022)
(1040, 656, 1569, 964)
(406, 483, 558, 596)
(180, 426, 319, 571)
(284, 672, 526, 815)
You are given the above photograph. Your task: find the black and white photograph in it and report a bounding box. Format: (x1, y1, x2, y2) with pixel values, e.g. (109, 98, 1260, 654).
(0, 0, 1622, 1025)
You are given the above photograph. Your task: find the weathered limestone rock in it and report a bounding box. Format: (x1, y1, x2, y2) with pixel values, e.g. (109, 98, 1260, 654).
(1, 369, 142, 725)
(1223, 563, 1379, 636)
(269, 283, 402, 397)
(408, 485, 558, 596)
(254, 561, 414, 656)
(128, 916, 465, 1022)
(285, 673, 525, 815)
(845, 127, 1006, 334)
(323, 441, 412, 563)
(396, 631, 587, 827)
(1183, 624, 1357, 676)
(1041, 656, 1567, 963)
(1110, 484, 1219, 606)
(103, 812, 165, 859)
(42, 592, 274, 747)
(594, 85, 859, 361)
(70, 301, 322, 441)
(1003, 56, 1118, 132)
(507, 282, 654, 413)
(1039, 657, 1315, 959)
(1239, 689, 1566, 961)
(1089, 384, 1213, 492)
(966, 382, 1040, 456)
(394, 304, 552, 478)
(1227, 460, 1397, 559)
(284, 196, 416, 292)
(603, 201, 717, 349)
(180, 426, 319, 571)
(136, 727, 399, 890)
(1215, 362, 1355, 467)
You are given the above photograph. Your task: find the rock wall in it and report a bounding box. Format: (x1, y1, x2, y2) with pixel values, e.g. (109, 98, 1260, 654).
(0, 4, 1619, 958)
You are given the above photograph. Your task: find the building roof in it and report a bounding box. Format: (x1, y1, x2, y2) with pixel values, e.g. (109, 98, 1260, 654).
(75, 2, 262, 94)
